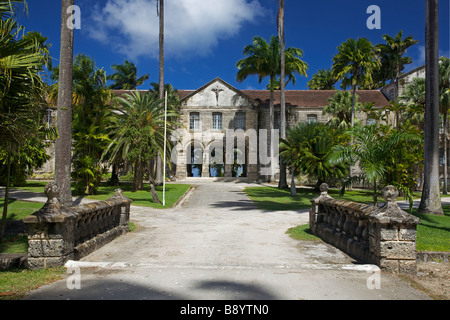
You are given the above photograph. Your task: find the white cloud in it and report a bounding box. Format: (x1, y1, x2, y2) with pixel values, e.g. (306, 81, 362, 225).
(85, 0, 266, 60)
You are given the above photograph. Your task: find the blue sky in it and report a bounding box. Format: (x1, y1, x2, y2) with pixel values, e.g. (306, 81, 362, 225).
(18, 0, 450, 91)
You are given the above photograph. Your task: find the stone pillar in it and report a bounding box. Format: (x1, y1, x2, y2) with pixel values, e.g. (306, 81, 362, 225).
(109, 188, 132, 227)
(368, 186, 420, 274)
(24, 182, 77, 270)
(202, 149, 210, 177)
(175, 149, 187, 180)
(309, 183, 332, 235)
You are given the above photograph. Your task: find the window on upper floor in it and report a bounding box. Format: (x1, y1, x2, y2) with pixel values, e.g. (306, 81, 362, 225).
(212, 112, 222, 130)
(190, 112, 200, 130)
(235, 112, 246, 130)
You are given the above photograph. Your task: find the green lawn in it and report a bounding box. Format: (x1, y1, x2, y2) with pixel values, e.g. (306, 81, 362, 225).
(412, 207, 450, 252)
(243, 186, 387, 210)
(245, 186, 450, 252)
(13, 181, 191, 209)
(0, 199, 43, 221)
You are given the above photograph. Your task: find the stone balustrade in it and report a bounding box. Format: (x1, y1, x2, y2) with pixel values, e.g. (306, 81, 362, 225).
(309, 184, 420, 274)
(23, 182, 132, 270)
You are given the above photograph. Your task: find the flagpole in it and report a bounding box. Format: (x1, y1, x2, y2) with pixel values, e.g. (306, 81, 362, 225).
(163, 91, 167, 206)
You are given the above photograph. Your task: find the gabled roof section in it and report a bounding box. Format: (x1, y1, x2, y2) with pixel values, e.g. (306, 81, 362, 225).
(180, 77, 256, 104)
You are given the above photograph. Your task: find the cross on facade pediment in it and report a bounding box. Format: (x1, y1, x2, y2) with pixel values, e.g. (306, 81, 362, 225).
(211, 87, 224, 106)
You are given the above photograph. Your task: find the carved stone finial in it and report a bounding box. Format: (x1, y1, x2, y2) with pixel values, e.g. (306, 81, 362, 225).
(381, 185, 399, 203)
(113, 188, 124, 198)
(320, 183, 329, 195)
(45, 182, 60, 204)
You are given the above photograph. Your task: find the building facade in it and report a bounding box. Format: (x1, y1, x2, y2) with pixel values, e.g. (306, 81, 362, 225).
(170, 78, 391, 182)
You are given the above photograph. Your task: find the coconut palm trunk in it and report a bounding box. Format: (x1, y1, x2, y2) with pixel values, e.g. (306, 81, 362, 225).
(278, 0, 288, 189)
(419, 0, 443, 215)
(55, 0, 74, 206)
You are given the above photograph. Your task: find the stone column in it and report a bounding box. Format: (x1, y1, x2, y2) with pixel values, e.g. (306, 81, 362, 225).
(202, 149, 210, 177)
(309, 183, 332, 234)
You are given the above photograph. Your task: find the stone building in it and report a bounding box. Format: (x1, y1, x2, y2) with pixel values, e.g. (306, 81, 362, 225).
(37, 77, 391, 182)
(169, 77, 390, 182)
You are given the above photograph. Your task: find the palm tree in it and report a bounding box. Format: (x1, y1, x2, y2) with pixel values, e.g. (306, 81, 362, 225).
(400, 77, 426, 127)
(307, 68, 337, 90)
(375, 31, 418, 90)
(330, 125, 421, 206)
(105, 92, 178, 201)
(280, 123, 347, 192)
(323, 91, 363, 130)
(277, 0, 288, 189)
(107, 60, 149, 90)
(236, 35, 308, 181)
(419, 0, 443, 215)
(0, 0, 49, 237)
(54, 0, 75, 206)
(332, 38, 380, 128)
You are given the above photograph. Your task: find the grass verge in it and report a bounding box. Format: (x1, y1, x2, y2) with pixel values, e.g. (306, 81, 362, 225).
(286, 224, 321, 241)
(0, 267, 66, 300)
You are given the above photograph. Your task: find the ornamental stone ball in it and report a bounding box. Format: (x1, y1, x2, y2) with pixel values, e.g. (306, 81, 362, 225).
(44, 181, 60, 204)
(381, 185, 399, 203)
(319, 183, 329, 194)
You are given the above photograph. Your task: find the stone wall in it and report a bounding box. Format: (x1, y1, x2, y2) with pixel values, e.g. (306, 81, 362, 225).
(309, 184, 420, 274)
(23, 182, 132, 270)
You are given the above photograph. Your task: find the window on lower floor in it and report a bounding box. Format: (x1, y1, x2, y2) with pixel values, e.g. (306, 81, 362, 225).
(307, 114, 318, 124)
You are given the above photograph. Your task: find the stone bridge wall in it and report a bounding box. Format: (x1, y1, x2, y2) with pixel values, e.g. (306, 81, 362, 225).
(309, 184, 420, 274)
(23, 182, 132, 270)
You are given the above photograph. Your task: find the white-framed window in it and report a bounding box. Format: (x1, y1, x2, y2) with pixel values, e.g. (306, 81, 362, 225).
(212, 112, 222, 130)
(190, 112, 200, 130)
(307, 114, 318, 124)
(235, 112, 246, 130)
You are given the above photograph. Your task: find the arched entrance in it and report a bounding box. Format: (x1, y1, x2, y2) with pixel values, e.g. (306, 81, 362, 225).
(186, 141, 203, 177)
(232, 147, 247, 178)
(209, 141, 225, 178)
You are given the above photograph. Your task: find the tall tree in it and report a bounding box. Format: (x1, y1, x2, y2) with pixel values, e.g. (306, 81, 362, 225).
(107, 60, 149, 90)
(419, 0, 443, 215)
(332, 38, 380, 128)
(375, 31, 418, 91)
(236, 35, 307, 181)
(307, 68, 337, 90)
(0, 0, 49, 237)
(277, 0, 288, 189)
(55, 0, 75, 206)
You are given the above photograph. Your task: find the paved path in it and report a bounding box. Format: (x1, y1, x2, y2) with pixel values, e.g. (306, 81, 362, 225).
(18, 182, 430, 300)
